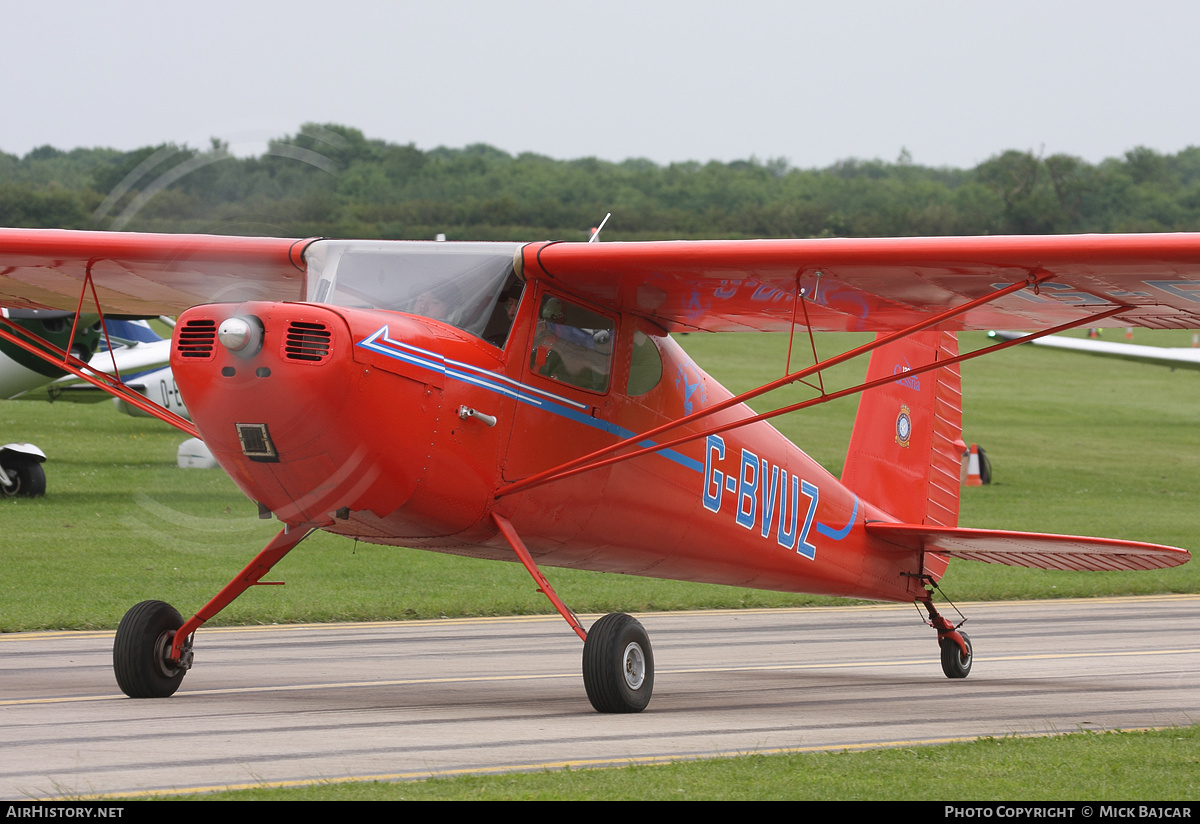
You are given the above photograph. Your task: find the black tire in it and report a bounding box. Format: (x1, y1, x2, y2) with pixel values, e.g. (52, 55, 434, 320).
(582, 613, 654, 713)
(113, 600, 188, 698)
(940, 631, 972, 679)
(1, 456, 45, 498)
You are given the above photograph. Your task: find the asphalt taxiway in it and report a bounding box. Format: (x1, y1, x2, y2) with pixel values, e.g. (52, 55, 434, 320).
(2, 595, 1198, 799)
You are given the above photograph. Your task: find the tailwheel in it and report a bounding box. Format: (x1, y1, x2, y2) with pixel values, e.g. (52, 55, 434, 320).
(918, 589, 972, 680)
(582, 612, 654, 713)
(113, 600, 191, 698)
(940, 631, 972, 679)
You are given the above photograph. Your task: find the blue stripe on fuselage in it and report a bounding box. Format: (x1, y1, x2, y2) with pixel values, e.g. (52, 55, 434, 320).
(358, 326, 856, 542)
(356, 326, 703, 473)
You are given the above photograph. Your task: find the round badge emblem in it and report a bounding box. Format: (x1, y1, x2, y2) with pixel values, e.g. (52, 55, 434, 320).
(895, 405, 912, 448)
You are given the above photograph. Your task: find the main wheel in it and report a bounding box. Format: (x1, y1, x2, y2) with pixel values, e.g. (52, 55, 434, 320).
(940, 631, 972, 679)
(113, 600, 188, 698)
(1, 456, 45, 498)
(582, 613, 654, 713)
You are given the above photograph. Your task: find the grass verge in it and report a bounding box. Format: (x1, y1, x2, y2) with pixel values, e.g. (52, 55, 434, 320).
(151, 727, 1200, 800)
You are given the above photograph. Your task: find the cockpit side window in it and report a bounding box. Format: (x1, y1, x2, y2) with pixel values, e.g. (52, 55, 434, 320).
(627, 331, 663, 396)
(529, 294, 614, 393)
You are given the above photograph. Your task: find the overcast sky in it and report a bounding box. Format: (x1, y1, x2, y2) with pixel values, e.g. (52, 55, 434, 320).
(4, 1, 1199, 170)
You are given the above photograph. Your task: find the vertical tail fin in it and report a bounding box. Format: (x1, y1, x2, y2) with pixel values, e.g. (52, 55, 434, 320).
(840, 330, 964, 526)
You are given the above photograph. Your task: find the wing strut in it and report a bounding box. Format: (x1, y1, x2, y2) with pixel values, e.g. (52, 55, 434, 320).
(492, 512, 587, 641)
(67, 261, 122, 381)
(497, 281, 1129, 498)
(785, 271, 831, 392)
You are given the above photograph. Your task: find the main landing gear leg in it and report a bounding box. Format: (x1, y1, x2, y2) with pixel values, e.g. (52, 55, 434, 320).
(492, 512, 654, 713)
(113, 524, 314, 698)
(919, 596, 972, 679)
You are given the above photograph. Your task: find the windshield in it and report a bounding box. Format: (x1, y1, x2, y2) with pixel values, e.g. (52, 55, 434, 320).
(305, 240, 524, 341)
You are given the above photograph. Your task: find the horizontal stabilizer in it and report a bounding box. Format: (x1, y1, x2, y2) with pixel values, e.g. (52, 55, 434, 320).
(866, 522, 1191, 572)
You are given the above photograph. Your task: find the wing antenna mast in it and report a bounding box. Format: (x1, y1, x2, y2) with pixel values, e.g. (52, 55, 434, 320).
(588, 213, 612, 243)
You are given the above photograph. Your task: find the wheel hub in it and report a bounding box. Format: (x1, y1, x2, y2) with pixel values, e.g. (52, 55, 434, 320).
(151, 629, 186, 678)
(622, 642, 645, 690)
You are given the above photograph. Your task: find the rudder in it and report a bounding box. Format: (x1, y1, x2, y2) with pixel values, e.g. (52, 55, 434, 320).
(840, 330, 964, 527)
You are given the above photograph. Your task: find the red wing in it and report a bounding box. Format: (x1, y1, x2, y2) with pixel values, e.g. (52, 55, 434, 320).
(0, 229, 309, 314)
(867, 523, 1191, 572)
(8, 230, 1200, 332)
(527, 234, 1200, 333)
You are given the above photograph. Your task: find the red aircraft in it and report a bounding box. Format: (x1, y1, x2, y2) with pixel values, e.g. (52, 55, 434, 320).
(0, 228, 1193, 713)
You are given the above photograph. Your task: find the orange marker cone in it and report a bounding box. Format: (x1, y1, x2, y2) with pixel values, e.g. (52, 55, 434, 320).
(965, 444, 983, 487)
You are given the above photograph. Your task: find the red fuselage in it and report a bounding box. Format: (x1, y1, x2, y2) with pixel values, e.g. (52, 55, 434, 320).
(170, 286, 930, 604)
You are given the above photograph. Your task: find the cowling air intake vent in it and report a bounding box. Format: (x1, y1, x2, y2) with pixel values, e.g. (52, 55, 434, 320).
(176, 319, 216, 360)
(283, 321, 332, 363)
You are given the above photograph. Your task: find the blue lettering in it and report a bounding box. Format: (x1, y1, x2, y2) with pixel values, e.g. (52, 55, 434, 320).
(777, 471, 800, 550)
(892, 362, 921, 391)
(1033, 282, 1112, 306)
(702, 435, 725, 513)
(751, 282, 789, 303)
(760, 461, 780, 540)
(1146, 280, 1200, 303)
(797, 480, 819, 560)
(714, 280, 741, 300)
(700, 443, 837, 562)
(736, 449, 759, 530)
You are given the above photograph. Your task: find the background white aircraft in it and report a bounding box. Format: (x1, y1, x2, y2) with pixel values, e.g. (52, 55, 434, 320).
(41, 318, 191, 420)
(992, 330, 1200, 371)
(0, 314, 193, 496)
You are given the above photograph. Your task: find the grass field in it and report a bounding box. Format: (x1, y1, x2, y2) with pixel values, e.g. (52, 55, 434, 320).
(4, 328, 1198, 800)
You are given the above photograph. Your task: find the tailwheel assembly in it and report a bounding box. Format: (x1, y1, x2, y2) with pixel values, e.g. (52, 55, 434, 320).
(939, 630, 972, 679)
(917, 589, 972, 680)
(113, 600, 192, 698)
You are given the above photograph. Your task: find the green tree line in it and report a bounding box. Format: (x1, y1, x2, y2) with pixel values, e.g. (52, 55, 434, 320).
(3, 124, 1200, 240)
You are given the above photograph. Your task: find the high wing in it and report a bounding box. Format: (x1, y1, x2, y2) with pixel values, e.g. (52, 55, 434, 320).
(0, 229, 309, 315)
(5, 230, 1200, 333)
(867, 523, 1190, 572)
(527, 234, 1200, 333)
